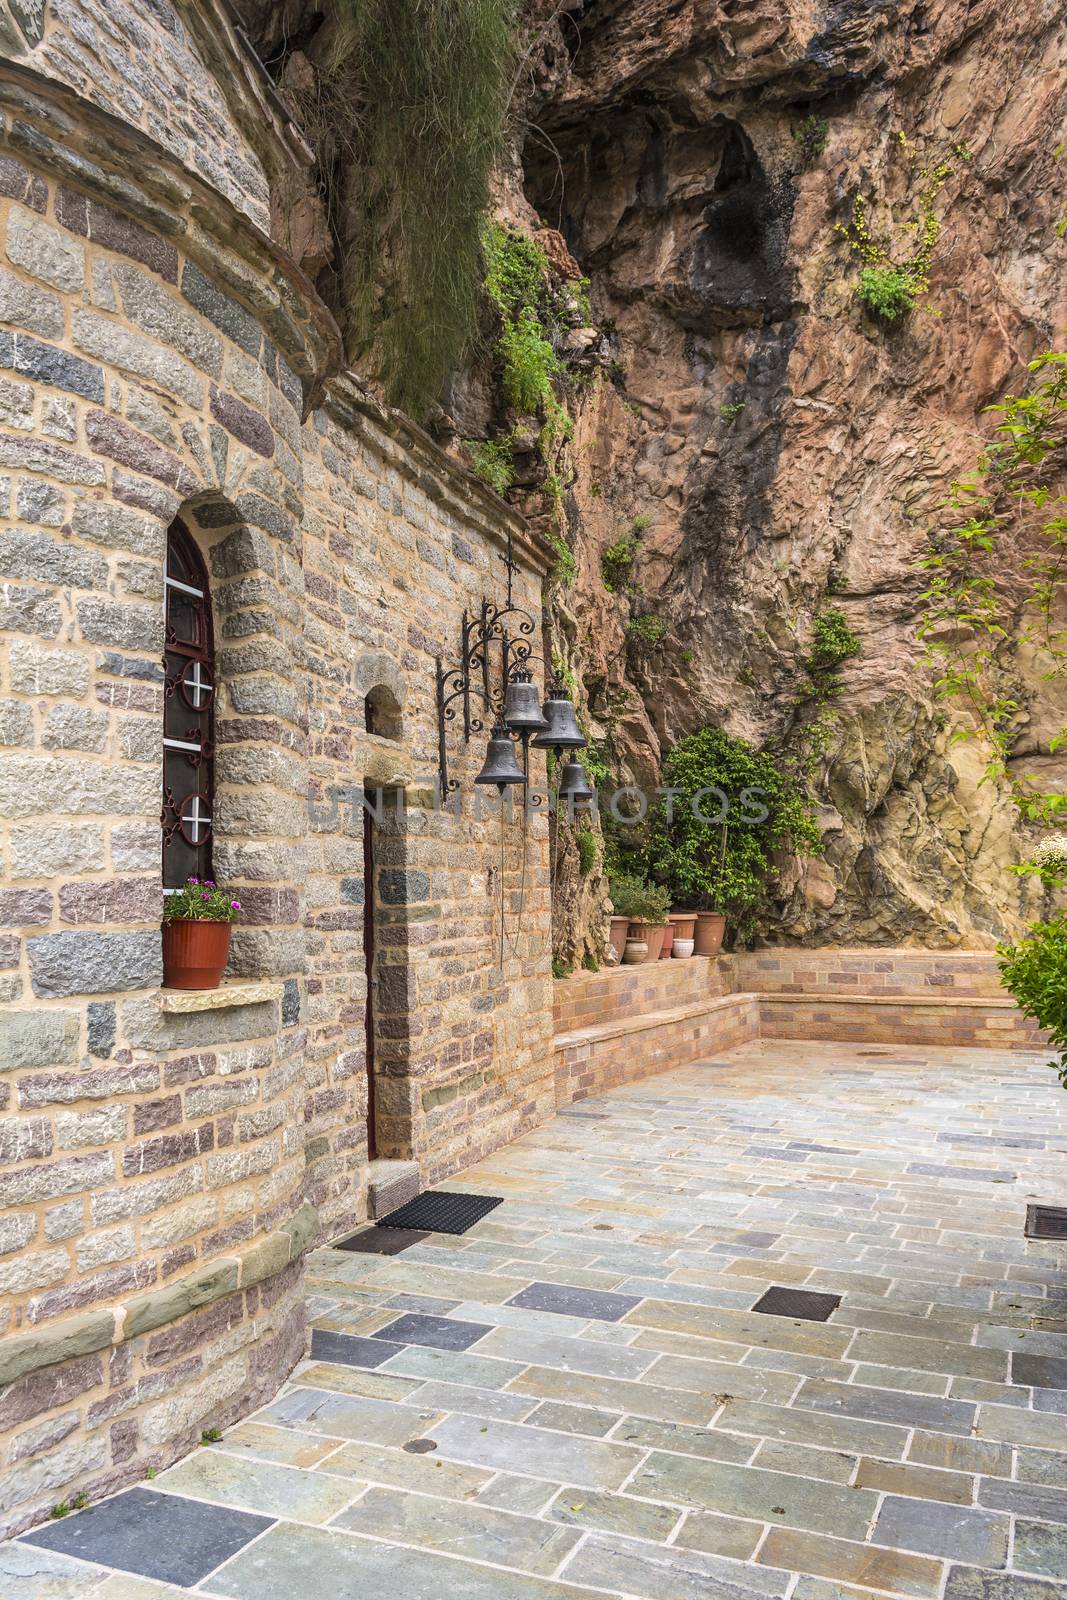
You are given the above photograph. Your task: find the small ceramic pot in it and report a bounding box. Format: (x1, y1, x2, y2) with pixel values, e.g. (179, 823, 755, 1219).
(644, 924, 666, 962)
(672, 937, 695, 959)
(659, 922, 675, 959)
(162, 919, 231, 990)
(608, 915, 629, 962)
(669, 911, 697, 941)
(622, 934, 648, 964)
(694, 911, 726, 956)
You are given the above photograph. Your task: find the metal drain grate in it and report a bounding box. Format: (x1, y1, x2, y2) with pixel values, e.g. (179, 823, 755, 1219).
(1025, 1204, 1067, 1240)
(377, 1189, 503, 1234)
(752, 1285, 842, 1322)
(335, 1226, 428, 1254)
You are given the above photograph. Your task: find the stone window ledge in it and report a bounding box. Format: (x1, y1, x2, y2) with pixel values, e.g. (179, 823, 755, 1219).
(157, 980, 284, 1014)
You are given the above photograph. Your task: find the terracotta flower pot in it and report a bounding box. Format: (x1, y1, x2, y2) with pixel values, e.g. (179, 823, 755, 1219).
(659, 922, 675, 959)
(694, 912, 726, 956)
(672, 937, 695, 959)
(609, 915, 630, 962)
(162, 919, 231, 990)
(644, 924, 666, 962)
(669, 911, 697, 941)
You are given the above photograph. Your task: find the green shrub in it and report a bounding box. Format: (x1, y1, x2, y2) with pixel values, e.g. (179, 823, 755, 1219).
(793, 113, 829, 165)
(582, 952, 599, 972)
(499, 307, 561, 413)
(807, 607, 861, 671)
(551, 956, 572, 980)
(464, 435, 514, 496)
(608, 873, 671, 925)
(999, 913, 1067, 1087)
(626, 614, 666, 652)
(163, 879, 242, 922)
(648, 727, 821, 923)
(601, 532, 639, 592)
(857, 265, 916, 322)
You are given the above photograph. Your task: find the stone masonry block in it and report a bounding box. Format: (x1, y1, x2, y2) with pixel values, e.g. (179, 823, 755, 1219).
(0, 1010, 80, 1071)
(28, 930, 162, 998)
(5, 205, 85, 291)
(8, 641, 91, 697)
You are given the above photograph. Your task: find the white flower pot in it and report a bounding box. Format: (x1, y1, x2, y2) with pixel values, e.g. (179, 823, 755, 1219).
(672, 938, 695, 959)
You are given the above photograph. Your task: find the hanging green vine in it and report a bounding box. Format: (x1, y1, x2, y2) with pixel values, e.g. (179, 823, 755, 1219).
(916, 350, 1067, 822)
(327, 0, 517, 417)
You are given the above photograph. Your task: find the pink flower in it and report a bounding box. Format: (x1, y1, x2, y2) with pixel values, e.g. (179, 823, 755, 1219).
(201, 892, 211, 900)
(205, 880, 216, 887)
(231, 900, 241, 910)
(189, 876, 199, 885)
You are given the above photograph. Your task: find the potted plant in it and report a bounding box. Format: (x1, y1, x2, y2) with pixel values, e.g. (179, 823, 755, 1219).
(609, 874, 670, 964)
(162, 876, 242, 990)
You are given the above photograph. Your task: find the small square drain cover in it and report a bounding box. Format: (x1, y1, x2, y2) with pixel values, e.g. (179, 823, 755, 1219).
(378, 1190, 503, 1235)
(1025, 1205, 1067, 1240)
(752, 1285, 842, 1322)
(335, 1226, 428, 1254)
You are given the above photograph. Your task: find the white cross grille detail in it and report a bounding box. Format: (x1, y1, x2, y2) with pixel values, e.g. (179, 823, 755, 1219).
(183, 661, 213, 708)
(180, 795, 211, 843)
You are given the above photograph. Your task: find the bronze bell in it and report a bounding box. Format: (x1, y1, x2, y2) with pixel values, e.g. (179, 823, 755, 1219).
(557, 756, 594, 811)
(502, 670, 549, 734)
(475, 724, 526, 789)
(531, 685, 586, 750)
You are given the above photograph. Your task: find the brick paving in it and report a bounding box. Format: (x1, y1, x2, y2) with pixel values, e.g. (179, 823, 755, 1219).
(9, 1039, 1067, 1599)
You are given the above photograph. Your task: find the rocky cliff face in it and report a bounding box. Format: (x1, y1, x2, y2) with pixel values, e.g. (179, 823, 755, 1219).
(245, 0, 1065, 952)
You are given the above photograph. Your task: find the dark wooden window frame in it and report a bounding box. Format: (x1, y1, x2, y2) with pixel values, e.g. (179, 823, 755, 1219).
(162, 518, 216, 890)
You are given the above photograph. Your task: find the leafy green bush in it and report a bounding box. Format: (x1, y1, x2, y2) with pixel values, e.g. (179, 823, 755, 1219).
(648, 727, 821, 922)
(601, 532, 639, 592)
(807, 608, 861, 671)
(608, 873, 671, 925)
(999, 913, 1067, 1086)
(499, 307, 561, 413)
(626, 614, 667, 652)
(793, 113, 829, 165)
(857, 265, 915, 322)
(464, 435, 514, 496)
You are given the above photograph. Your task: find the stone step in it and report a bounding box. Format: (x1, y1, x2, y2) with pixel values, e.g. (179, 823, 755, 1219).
(366, 1158, 421, 1220)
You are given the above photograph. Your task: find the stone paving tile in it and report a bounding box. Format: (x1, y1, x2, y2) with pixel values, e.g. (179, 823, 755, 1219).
(373, 1311, 493, 1352)
(872, 1495, 1009, 1567)
(380, 1343, 527, 1390)
(641, 1353, 803, 1405)
(674, 1509, 764, 1560)
(851, 1362, 950, 1396)
(1018, 1450, 1067, 1488)
(713, 1397, 908, 1459)
(547, 1484, 680, 1541)
(561, 1530, 790, 1600)
(853, 1455, 974, 1504)
(316, 1437, 492, 1499)
(260, 1386, 443, 1447)
(754, 1439, 856, 1484)
(426, 1413, 642, 1488)
(403, 1378, 537, 1423)
(794, 1376, 978, 1435)
(1015, 1520, 1067, 1581)
(211, 1420, 345, 1468)
(507, 1363, 719, 1424)
(210, 1522, 618, 1600)
(610, 1414, 757, 1464)
(942, 1566, 1067, 1600)
(756, 1528, 945, 1598)
(476, 1323, 659, 1378)
(978, 1477, 1067, 1524)
(334, 1485, 581, 1573)
(631, 1452, 878, 1539)
(290, 1360, 422, 1402)
(526, 1400, 621, 1436)
(309, 1328, 404, 1368)
(506, 1280, 642, 1321)
(474, 1473, 560, 1515)
(154, 1449, 356, 1525)
(907, 1431, 1014, 1477)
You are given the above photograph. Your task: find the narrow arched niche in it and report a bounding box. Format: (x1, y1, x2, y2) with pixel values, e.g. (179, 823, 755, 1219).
(364, 683, 403, 741)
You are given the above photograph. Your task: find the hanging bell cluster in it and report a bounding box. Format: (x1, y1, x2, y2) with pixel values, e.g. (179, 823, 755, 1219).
(532, 685, 586, 752)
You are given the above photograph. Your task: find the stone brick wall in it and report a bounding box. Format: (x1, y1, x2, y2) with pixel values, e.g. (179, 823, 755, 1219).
(0, 48, 555, 1535)
(299, 381, 555, 1238)
(9, 0, 274, 232)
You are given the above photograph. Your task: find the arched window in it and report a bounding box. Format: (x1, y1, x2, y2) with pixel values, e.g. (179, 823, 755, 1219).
(162, 518, 215, 889)
(364, 683, 402, 741)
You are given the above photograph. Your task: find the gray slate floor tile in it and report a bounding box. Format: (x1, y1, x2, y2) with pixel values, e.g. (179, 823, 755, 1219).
(310, 1329, 404, 1368)
(373, 1311, 493, 1351)
(507, 1280, 642, 1322)
(20, 1488, 272, 1588)
(872, 1495, 1009, 1567)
